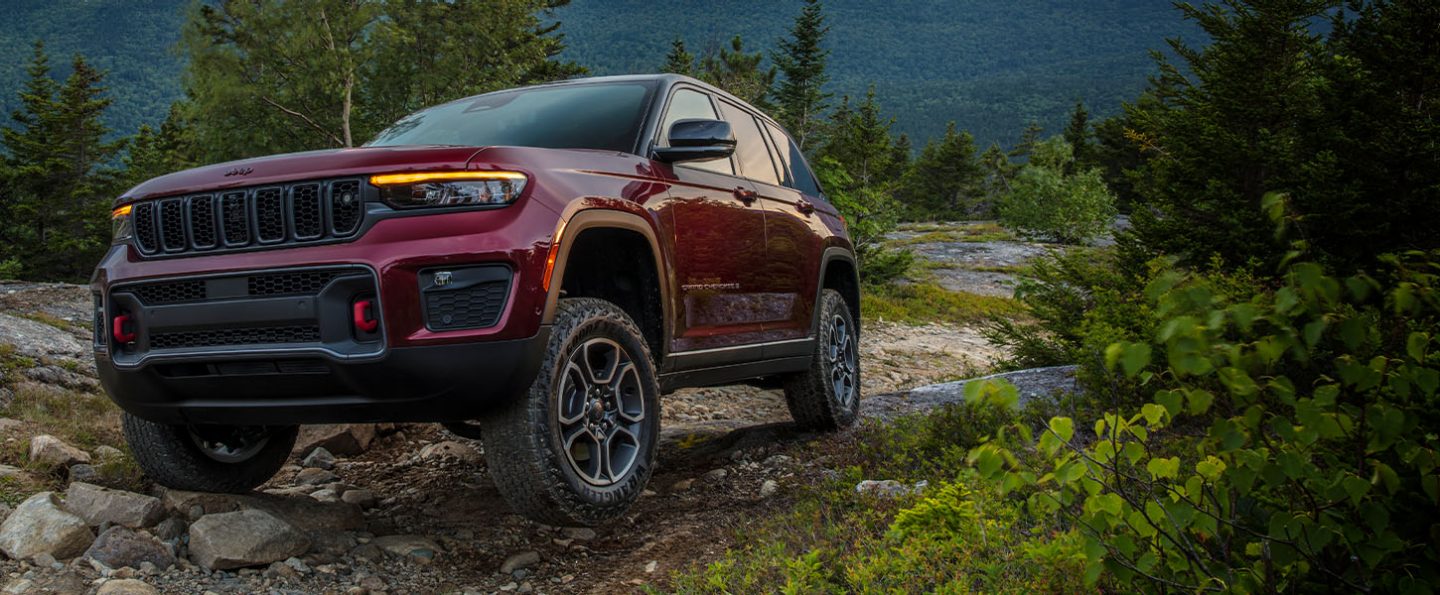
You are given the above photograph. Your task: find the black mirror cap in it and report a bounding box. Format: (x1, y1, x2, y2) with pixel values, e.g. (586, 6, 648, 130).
(653, 119, 736, 163)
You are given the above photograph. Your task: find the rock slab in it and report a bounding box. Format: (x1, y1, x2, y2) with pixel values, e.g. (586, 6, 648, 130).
(84, 526, 176, 570)
(187, 509, 311, 570)
(66, 482, 165, 528)
(0, 492, 94, 561)
(28, 434, 91, 468)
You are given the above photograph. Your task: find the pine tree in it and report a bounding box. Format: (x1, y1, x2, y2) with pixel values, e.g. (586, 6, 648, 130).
(979, 142, 1015, 202)
(1127, 0, 1333, 267)
(1062, 100, 1091, 169)
(816, 87, 894, 190)
(772, 0, 831, 150)
(888, 133, 912, 182)
(898, 122, 984, 219)
(2, 45, 119, 280)
(699, 35, 775, 109)
(1009, 120, 1044, 160)
(661, 38, 695, 76)
(117, 102, 196, 193)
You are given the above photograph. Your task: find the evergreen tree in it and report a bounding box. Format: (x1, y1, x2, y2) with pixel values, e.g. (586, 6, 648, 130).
(699, 35, 775, 109)
(661, 38, 695, 76)
(979, 142, 1015, 202)
(817, 87, 894, 190)
(887, 132, 911, 183)
(772, 0, 831, 150)
(1, 44, 119, 280)
(1126, 0, 1333, 267)
(116, 102, 196, 193)
(899, 122, 984, 219)
(1062, 100, 1090, 169)
(1008, 120, 1044, 160)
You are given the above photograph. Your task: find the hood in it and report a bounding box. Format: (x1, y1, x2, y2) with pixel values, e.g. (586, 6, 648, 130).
(117, 145, 488, 206)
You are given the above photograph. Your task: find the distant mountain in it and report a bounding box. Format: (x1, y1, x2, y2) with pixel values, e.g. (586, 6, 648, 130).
(0, 0, 1201, 149)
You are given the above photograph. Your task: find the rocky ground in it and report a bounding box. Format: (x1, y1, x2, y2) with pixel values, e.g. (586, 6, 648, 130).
(0, 222, 1054, 594)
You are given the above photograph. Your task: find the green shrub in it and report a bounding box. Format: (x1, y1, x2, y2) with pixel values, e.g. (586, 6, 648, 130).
(969, 251, 1440, 592)
(997, 137, 1117, 245)
(0, 258, 20, 280)
(863, 281, 1023, 326)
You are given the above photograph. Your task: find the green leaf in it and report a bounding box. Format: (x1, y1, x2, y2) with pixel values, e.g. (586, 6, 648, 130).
(1407, 332, 1429, 362)
(1121, 343, 1151, 377)
(1341, 475, 1371, 505)
(1196, 456, 1227, 480)
(1147, 457, 1180, 480)
(1140, 403, 1166, 426)
(1155, 390, 1183, 418)
(1049, 417, 1075, 442)
(1187, 389, 1215, 415)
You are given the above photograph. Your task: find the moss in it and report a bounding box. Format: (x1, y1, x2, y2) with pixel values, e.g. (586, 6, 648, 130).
(862, 282, 1024, 326)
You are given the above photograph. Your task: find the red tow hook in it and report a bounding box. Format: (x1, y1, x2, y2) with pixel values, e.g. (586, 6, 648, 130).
(353, 299, 379, 332)
(112, 314, 137, 344)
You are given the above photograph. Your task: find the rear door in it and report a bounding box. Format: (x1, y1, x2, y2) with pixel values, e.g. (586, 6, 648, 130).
(716, 99, 823, 342)
(760, 121, 830, 341)
(655, 87, 772, 353)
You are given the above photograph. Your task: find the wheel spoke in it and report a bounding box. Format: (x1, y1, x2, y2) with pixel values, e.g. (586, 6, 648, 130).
(582, 339, 621, 385)
(605, 426, 640, 483)
(612, 362, 645, 423)
(557, 362, 589, 425)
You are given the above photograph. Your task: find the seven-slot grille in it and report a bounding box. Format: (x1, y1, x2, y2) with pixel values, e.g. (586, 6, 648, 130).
(130, 179, 365, 257)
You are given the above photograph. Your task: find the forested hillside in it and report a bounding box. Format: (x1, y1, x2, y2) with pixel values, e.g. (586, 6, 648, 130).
(0, 0, 1199, 147)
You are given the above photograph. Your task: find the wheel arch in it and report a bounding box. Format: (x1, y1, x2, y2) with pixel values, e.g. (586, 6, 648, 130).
(541, 209, 671, 362)
(814, 247, 861, 337)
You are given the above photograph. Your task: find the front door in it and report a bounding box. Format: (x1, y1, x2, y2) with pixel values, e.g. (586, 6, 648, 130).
(655, 88, 772, 352)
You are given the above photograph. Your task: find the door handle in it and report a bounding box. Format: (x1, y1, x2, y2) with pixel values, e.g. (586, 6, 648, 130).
(795, 199, 815, 215)
(733, 187, 758, 204)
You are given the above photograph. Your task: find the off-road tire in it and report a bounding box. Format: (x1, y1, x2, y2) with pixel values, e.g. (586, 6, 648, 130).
(122, 413, 297, 493)
(482, 297, 661, 526)
(783, 289, 860, 430)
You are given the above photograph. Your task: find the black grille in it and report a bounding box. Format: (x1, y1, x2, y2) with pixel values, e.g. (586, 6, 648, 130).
(125, 178, 365, 258)
(330, 180, 362, 235)
(134, 203, 157, 253)
(425, 280, 508, 330)
(189, 195, 217, 249)
(160, 199, 185, 251)
(256, 188, 285, 243)
(291, 183, 323, 239)
(248, 270, 340, 297)
(150, 325, 321, 350)
(220, 192, 249, 246)
(134, 280, 207, 305)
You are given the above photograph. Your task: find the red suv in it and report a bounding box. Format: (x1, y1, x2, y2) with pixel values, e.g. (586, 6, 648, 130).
(95, 75, 860, 525)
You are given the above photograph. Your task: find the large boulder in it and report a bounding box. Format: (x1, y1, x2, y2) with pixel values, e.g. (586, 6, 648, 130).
(28, 435, 91, 468)
(96, 578, 160, 595)
(187, 509, 311, 570)
(0, 492, 94, 561)
(83, 526, 175, 570)
(294, 424, 376, 456)
(65, 483, 165, 528)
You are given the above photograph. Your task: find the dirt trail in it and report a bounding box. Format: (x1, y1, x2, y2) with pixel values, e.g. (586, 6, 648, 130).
(0, 222, 1048, 593)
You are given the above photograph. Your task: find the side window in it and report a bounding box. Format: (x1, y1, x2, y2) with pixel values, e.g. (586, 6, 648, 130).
(716, 100, 781, 186)
(763, 122, 823, 197)
(660, 89, 732, 175)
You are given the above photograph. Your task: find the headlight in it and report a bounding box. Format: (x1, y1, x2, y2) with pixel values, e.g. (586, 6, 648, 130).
(111, 204, 134, 244)
(370, 171, 527, 209)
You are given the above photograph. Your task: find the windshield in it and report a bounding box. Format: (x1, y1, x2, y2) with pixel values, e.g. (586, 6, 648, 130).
(367, 82, 655, 153)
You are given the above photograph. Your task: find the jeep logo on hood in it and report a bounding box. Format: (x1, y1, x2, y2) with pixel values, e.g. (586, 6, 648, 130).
(224, 166, 254, 177)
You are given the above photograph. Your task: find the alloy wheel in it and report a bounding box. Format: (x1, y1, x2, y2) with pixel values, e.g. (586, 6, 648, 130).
(557, 337, 646, 486)
(187, 425, 272, 463)
(828, 314, 858, 408)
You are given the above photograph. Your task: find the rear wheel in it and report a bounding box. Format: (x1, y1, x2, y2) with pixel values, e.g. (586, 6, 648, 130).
(122, 413, 297, 493)
(783, 289, 860, 430)
(482, 298, 660, 526)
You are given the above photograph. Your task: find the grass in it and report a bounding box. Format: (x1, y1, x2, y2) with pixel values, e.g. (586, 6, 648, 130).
(0, 369, 143, 492)
(893, 222, 1016, 245)
(862, 281, 1024, 326)
(17, 311, 84, 334)
(665, 399, 1092, 593)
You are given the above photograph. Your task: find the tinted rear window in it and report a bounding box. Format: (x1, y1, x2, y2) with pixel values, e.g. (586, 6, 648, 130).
(367, 82, 654, 153)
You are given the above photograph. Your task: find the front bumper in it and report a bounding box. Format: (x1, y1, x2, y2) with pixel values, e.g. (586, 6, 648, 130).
(91, 202, 559, 425)
(97, 330, 549, 425)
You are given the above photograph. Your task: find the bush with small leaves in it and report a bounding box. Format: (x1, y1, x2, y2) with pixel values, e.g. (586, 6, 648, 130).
(969, 251, 1440, 592)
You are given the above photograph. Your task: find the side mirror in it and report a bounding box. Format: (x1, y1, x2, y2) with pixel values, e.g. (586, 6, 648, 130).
(653, 119, 735, 163)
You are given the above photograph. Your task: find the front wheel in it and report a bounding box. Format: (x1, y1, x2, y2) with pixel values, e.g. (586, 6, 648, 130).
(122, 413, 297, 493)
(783, 289, 860, 430)
(482, 298, 660, 526)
